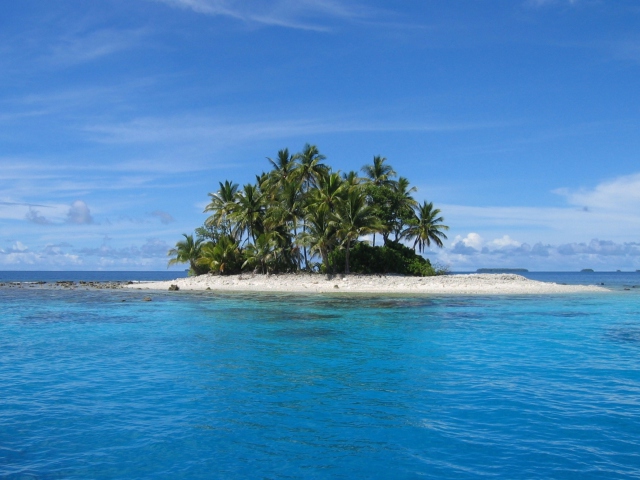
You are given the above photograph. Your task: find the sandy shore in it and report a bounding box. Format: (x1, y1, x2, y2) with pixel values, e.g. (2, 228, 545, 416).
(124, 273, 608, 295)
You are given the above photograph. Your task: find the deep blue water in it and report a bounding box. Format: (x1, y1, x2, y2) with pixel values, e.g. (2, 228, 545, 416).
(1, 275, 640, 478)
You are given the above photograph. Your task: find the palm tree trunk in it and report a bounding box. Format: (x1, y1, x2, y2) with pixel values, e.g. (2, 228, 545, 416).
(322, 248, 330, 274)
(345, 239, 351, 274)
(293, 225, 302, 270)
(302, 223, 309, 270)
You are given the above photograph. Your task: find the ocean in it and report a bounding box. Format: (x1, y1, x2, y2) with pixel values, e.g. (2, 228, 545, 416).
(1, 272, 639, 478)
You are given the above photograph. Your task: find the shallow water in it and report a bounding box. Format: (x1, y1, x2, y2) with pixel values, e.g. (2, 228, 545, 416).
(1, 283, 640, 478)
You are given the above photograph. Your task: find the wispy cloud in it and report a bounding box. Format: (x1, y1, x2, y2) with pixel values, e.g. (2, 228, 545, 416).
(0, 157, 175, 201)
(150, 210, 176, 224)
(77, 238, 171, 259)
(442, 203, 640, 244)
(151, 0, 375, 31)
(84, 114, 502, 146)
(25, 208, 52, 225)
(422, 171, 640, 270)
(526, 0, 581, 7)
(0, 200, 51, 208)
(611, 38, 640, 64)
(553, 172, 640, 213)
(45, 28, 146, 67)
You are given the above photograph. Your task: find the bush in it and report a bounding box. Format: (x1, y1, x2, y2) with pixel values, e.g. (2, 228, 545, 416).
(328, 240, 438, 276)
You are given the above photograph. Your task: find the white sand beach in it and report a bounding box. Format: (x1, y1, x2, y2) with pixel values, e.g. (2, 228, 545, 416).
(124, 273, 608, 295)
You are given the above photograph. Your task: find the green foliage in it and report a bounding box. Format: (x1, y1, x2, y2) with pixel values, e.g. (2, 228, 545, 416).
(172, 144, 450, 276)
(197, 236, 243, 275)
(195, 223, 223, 243)
(167, 233, 208, 276)
(242, 233, 276, 274)
(402, 201, 449, 252)
(328, 241, 438, 276)
(364, 180, 416, 244)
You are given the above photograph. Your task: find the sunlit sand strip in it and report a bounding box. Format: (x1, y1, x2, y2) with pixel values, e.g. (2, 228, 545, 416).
(123, 273, 608, 295)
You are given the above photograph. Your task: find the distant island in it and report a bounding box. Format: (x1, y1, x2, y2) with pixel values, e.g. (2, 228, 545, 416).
(581, 269, 595, 273)
(476, 268, 528, 273)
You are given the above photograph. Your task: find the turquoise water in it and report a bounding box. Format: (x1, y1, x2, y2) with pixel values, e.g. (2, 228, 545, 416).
(2, 282, 640, 478)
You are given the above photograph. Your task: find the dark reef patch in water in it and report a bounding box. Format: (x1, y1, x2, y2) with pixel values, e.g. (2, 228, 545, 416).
(276, 326, 339, 339)
(605, 324, 640, 344)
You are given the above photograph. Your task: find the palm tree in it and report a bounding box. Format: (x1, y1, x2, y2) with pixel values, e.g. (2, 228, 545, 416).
(294, 143, 328, 190)
(403, 201, 449, 253)
(243, 233, 276, 274)
(267, 148, 296, 186)
(298, 208, 336, 273)
(294, 144, 328, 269)
(342, 170, 362, 190)
(361, 155, 397, 187)
(389, 176, 418, 241)
(204, 180, 239, 238)
(309, 171, 346, 215)
(264, 180, 305, 269)
(361, 157, 398, 245)
(333, 188, 381, 274)
(232, 183, 264, 244)
(167, 233, 206, 275)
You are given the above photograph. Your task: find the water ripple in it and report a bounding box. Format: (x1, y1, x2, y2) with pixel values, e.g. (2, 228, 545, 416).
(1, 289, 639, 478)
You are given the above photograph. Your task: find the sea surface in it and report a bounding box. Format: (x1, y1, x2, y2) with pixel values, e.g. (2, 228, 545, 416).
(1, 272, 640, 478)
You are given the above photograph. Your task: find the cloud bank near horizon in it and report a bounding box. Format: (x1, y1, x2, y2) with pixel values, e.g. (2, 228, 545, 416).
(2, 233, 638, 271)
(429, 234, 640, 272)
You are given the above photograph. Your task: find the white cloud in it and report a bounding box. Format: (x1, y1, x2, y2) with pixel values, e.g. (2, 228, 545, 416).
(11, 241, 28, 252)
(489, 235, 521, 248)
(450, 233, 483, 254)
(66, 200, 94, 225)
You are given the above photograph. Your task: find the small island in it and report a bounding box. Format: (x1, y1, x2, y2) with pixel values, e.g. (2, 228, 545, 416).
(143, 144, 611, 296)
(581, 269, 595, 273)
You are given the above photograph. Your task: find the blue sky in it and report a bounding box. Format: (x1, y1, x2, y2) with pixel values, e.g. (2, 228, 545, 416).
(1, 0, 639, 271)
